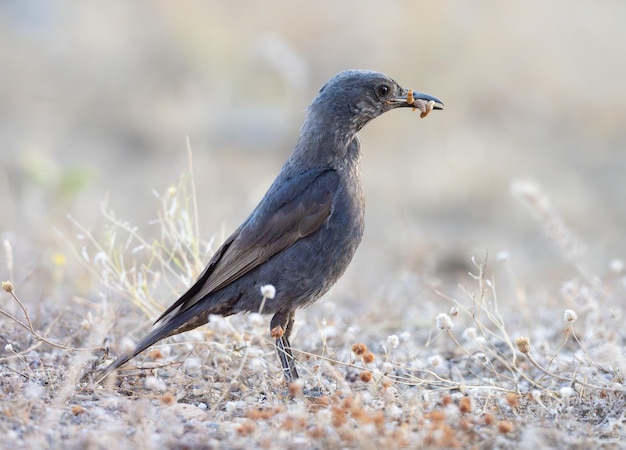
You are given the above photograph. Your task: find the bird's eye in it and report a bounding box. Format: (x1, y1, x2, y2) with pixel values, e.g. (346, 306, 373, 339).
(375, 84, 390, 99)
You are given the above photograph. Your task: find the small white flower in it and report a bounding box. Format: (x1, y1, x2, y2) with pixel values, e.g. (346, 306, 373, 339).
(386, 334, 399, 349)
(449, 306, 459, 317)
(260, 284, 276, 299)
(436, 313, 453, 330)
(563, 309, 578, 323)
(4, 343, 13, 352)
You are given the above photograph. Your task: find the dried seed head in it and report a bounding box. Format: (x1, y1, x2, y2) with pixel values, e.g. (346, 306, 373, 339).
(352, 342, 367, 356)
(71, 405, 87, 415)
(288, 380, 303, 397)
(362, 352, 375, 364)
(2, 281, 13, 293)
(159, 392, 175, 405)
(459, 397, 472, 413)
(497, 420, 514, 434)
(515, 337, 531, 354)
(506, 392, 519, 408)
(359, 371, 372, 383)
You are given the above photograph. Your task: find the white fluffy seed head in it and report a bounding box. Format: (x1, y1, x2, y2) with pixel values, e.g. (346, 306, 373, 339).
(563, 309, 578, 322)
(386, 334, 399, 349)
(436, 313, 453, 330)
(463, 327, 477, 341)
(260, 284, 276, 299)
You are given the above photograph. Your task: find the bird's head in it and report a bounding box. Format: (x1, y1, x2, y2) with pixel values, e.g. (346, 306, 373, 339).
(311, 70, 444, 133)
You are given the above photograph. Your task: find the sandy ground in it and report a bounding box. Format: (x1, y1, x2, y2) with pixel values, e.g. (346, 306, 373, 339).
(1, 2, 626, 449)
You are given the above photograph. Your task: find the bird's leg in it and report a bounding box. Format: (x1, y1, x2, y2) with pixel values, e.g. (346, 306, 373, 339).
(281, 310, 299, 381)
(270, 310, 299, 383)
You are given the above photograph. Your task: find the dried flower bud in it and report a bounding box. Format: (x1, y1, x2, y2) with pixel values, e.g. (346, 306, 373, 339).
(362, 352, 375, 364)
(2, 281, 13, 293)
(515, 337, 531, 354)
(352, 342, 367, 356)
(497, 420, 514, 434)
(459, 397, 472, 413)
(359, 371, 372, 383)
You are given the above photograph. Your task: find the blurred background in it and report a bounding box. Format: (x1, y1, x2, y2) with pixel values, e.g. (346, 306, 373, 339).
(0, 1, 625, 314)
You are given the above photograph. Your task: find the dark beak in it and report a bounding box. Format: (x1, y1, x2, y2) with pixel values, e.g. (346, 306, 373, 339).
(390, 88, 443, 118)
(392, 89, 444, 110)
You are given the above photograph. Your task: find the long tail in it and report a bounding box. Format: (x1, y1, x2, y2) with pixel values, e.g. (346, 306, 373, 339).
(95, 304, 212, 383)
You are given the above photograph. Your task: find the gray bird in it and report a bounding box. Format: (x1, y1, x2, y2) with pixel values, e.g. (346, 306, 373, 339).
(98, 70, 443, 383)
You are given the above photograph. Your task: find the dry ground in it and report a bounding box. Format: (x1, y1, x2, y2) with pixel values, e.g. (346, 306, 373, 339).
(1, 2, 626, 449)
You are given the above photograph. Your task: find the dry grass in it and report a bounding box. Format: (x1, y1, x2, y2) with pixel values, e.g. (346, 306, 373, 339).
(2, 165, 625, 449)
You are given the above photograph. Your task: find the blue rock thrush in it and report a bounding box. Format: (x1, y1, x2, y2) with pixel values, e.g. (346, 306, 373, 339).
(98, 70, 443, 383)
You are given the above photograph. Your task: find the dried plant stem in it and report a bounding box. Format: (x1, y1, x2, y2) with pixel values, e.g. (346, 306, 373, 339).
(521, 348, 625, 394)
(1, 284, 103, 353)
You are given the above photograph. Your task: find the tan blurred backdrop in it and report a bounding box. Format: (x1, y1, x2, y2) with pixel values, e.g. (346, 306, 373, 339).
(1, 1, 625, 306)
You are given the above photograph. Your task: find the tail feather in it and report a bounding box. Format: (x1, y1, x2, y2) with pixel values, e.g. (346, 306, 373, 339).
(96, 304, 213, 383)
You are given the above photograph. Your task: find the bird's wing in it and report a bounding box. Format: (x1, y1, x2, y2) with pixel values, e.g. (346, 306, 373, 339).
(155, 167, 339, 324)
